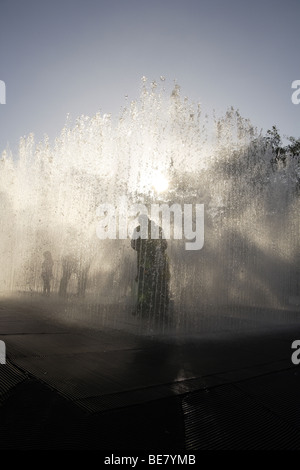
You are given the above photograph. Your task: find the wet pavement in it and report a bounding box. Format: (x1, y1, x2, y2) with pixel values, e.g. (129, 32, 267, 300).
(1, 295, 300, 450)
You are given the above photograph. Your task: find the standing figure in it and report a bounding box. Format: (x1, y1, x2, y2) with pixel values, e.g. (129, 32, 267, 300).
(59, 254, 90, 298)
(41, 251, 53, 296)
(59, 255, 77, 298)
(131, 215, 170, 320)
(76, 262, 90, 298)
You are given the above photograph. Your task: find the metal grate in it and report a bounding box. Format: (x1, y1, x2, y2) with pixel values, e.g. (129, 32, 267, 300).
(182, 383, 300, 450)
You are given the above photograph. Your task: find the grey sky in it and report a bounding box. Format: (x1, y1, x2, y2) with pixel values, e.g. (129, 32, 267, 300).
(0, 0, 299, 154)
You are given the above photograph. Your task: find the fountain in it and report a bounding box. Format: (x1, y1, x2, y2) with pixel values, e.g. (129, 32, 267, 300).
(0, 77, 299, 333)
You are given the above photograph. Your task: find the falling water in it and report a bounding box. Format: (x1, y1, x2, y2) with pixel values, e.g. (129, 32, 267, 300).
(0, 78, 299, 333)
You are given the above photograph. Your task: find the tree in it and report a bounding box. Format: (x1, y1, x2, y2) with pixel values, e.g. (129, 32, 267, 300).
(286, 136, 300, 158)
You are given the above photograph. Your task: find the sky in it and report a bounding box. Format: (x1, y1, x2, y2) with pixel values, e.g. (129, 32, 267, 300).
(0, 0, 299, 154)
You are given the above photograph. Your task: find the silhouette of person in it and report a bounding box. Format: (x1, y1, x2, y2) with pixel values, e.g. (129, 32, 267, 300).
(131, 215, 170, 320)
(76, 261, 90, 298)
(59, 255, 90, 298)
(41, 251, 53, 296)
(59, 254, 77, 298)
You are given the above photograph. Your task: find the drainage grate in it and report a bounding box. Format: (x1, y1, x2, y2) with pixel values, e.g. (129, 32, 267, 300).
(182, 383, 300, 450)
(0, 361, 27, 404)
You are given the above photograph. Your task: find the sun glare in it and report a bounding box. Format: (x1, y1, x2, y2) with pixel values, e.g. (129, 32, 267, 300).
(152, 173, 169, 193)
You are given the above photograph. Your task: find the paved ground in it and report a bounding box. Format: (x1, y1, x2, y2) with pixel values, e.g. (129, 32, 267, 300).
(0, 294, 300, 450)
